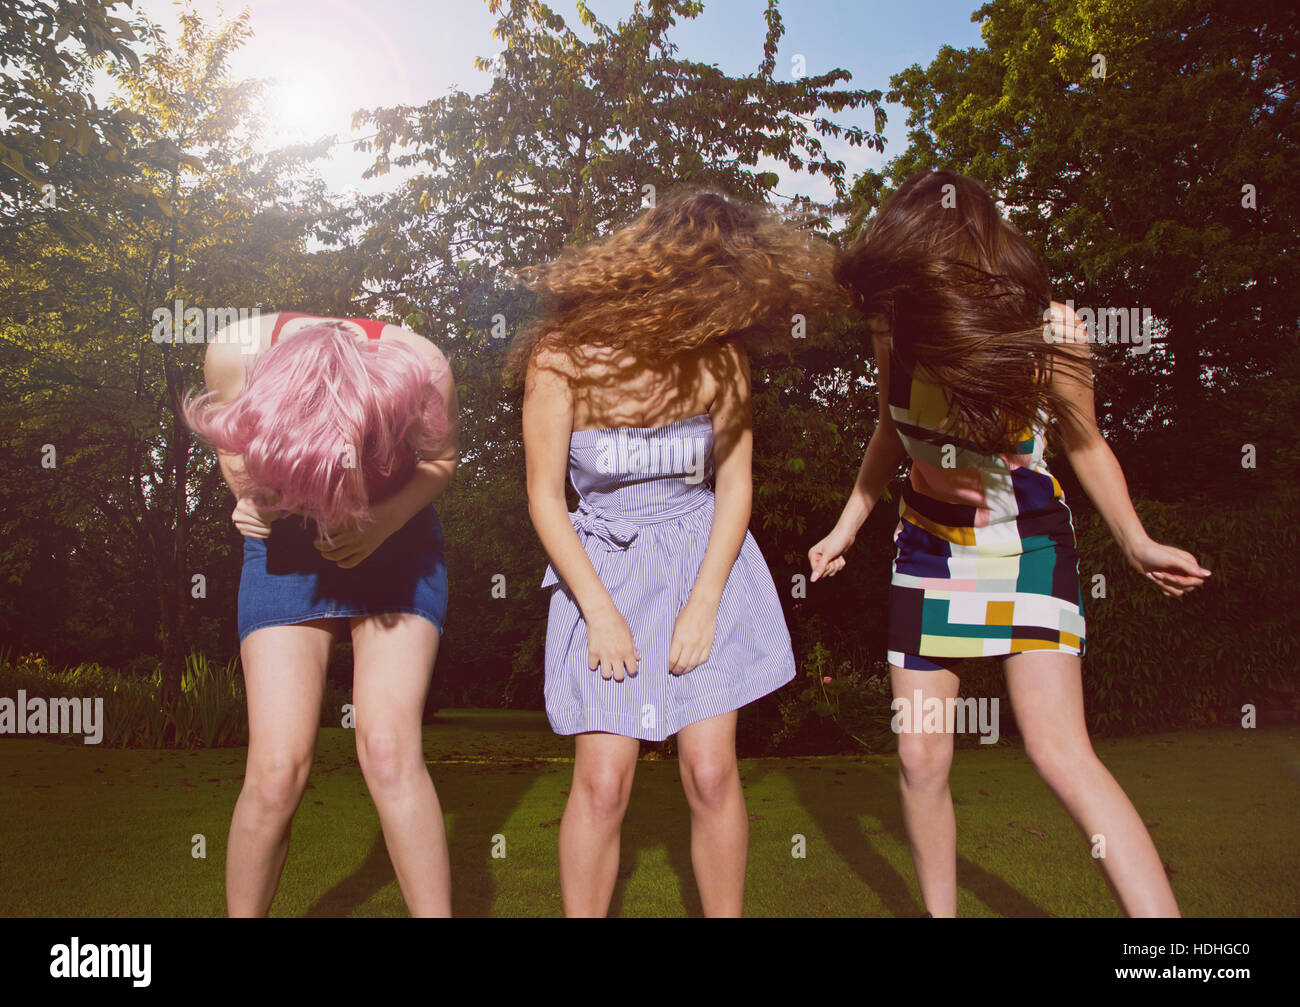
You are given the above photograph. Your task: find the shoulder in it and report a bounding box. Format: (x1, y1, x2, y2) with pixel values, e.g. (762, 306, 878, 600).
(522, 338, 578, 426)
(699, 336, 749, 379)
(210, 310, 273, 358)
(865, 313, 890, 335)
(715, 335, 749, 365)
(526, 336, 580, 381)
(381, 325, 451, 372)
(703, 338, 751, 416)
(520, 338, 579, 408)
(202, 336, 250, 402)
(204, 313, 272, 378)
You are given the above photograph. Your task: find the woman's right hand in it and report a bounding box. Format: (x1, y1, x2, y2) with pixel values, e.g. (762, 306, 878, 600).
(808, 524, 857, 582)
(232, 496, 279, 539)
(585, 604, 640, 682)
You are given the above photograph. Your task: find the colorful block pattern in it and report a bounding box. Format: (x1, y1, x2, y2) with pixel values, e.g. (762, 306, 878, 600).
(885, 348, 1086, 670)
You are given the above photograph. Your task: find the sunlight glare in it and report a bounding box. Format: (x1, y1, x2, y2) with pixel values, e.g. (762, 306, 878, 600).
(267, 73, 341, 141)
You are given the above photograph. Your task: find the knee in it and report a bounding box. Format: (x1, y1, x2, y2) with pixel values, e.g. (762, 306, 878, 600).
(356, 727, 421, 795)
(1024, 733, 1095, 787)
(680, 756, 738, 812)
(244, 754, 312, 820)
(576, 766, 633, 822)
(897, 733, 953, 792)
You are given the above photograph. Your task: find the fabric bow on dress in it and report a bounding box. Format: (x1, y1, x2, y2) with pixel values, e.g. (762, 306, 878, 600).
(540, 498, 641, 589)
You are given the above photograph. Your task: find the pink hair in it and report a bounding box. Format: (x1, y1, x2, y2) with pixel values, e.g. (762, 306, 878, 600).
(184, 321, 448, 536)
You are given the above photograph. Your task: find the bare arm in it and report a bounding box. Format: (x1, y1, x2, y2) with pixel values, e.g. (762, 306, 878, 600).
(202, 336, 246, 491)
(689, 339, 753, 605)
(199, 326, 283, 538)
(809, 328, 908, 581)
(523, 349, 617, 620)
(367, 340, 460, 535)
(666, 340, 753, 673)
(1049, 302, 1210, 597)
(314, 334, 460, 567)
(524, 347, 639, 680)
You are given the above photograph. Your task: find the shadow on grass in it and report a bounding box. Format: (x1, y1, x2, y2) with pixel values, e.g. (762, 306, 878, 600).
(610, 757, 1045, 918)
(304, 830, 394, 917)
(442, 760, 561, 916)
(634, 758, 1050, 919)
(609, 766, 702, 918)
(787, 756, 1046, 918)
(746, 758, 1047, 918)
(296, 712, 567, 917)
(297, 741, 1049, 917)
(300, 763, 547, 917)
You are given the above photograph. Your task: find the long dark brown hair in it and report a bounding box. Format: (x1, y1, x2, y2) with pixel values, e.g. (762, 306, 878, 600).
(505, 189, 847, 381)
(834, 169, 1092, 453)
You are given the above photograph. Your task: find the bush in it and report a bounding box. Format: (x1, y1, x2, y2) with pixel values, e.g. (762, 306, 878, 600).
(0, 649, 360, 748)
(503, 621, 546, 710)
(1074, 488, 1300, 734)
(772, 637, 896, 754)
(0, 651, 242, 748)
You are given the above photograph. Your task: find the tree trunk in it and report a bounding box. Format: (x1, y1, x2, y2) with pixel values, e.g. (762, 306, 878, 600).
(160, 405, 193, 712)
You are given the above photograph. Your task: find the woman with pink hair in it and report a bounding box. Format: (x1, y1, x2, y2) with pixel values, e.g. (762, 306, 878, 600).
(186, 311, 459, 917)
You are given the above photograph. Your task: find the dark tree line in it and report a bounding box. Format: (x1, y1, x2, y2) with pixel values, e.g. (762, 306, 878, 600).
(1, 1, 1294, 738)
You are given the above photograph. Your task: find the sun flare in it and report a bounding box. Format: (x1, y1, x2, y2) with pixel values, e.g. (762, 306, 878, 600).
(267, 74, 341, 141)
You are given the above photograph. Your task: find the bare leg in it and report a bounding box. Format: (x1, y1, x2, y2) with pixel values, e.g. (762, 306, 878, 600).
(351, 613, 450, 917)
(227, 619, 334, 917)
(559, 732, 640, 917)
(1004, 651, 1179, 917)
(675, 711, 747, 917)
(890, 663, 961, 917)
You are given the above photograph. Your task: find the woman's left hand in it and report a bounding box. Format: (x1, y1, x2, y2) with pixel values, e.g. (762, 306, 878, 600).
(669, 595, 718, 675)
(1125, 537, 1211, 598)
(315, 515, 396, 568)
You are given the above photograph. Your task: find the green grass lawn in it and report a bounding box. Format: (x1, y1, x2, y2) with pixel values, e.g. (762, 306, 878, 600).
(0, 712, 1295, 917)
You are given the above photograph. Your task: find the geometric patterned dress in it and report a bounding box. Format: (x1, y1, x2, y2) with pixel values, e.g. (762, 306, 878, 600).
(885, 345, 1087, 671)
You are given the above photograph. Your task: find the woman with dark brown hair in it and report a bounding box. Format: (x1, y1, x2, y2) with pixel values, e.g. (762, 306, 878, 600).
(809, 169, 1209, 917)
(512, 190, 843, 917)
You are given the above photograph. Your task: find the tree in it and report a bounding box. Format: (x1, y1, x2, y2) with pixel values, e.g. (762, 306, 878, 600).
(342, 0, 886, 699)
(0, 8, 353, 702)
(856, 0, 1300, 431)
(0, 0, 198, 250)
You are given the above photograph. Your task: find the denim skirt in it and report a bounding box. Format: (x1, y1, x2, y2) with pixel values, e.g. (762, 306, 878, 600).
(237, 503, 448, 641)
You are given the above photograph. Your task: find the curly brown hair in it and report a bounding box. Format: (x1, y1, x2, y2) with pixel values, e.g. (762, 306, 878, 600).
(504, 189, 848, 381)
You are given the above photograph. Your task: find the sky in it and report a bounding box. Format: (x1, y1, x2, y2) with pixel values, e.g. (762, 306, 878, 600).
(122, 0, 987, 203)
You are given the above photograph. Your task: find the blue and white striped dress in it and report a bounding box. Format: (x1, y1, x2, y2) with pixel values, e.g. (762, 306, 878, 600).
(540, 413, 796, 741)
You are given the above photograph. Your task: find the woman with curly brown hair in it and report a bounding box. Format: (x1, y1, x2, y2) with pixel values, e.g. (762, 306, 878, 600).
(511, 190, 844, 917)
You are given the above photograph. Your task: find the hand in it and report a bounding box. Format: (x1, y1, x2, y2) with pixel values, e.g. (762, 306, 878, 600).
(232, 496, 279, 539)
(1125, 537, 1211, 598)
(586, 605, 640, 682)
(808, 524, 856, 581)
(314, 515, 396, 569)
(669, 595, 717, 675)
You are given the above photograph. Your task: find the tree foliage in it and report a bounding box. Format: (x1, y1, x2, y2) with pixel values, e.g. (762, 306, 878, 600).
(852, 0, 1299, 432)
(0, 8, 352, 698)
